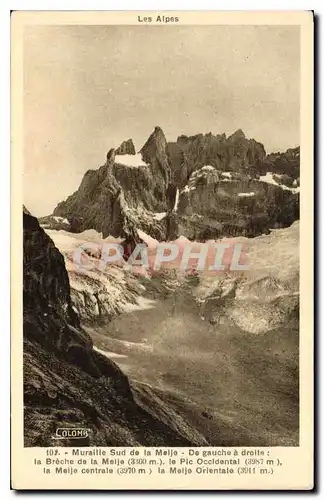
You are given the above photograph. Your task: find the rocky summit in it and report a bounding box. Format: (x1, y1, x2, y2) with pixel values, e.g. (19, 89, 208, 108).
(115, 138, 136, 156)
(53, 126, 171, 240)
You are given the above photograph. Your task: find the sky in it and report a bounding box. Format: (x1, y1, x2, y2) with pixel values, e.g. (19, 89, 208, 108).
(23, 25, 300, 216)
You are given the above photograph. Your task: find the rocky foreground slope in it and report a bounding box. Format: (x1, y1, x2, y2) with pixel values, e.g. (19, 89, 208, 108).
(23, 207, 207, 446)
(51, 127, 299, 241)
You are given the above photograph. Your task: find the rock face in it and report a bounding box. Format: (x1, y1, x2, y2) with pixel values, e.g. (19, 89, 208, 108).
(54, 127, 171, 240)
(140, 126, 170, 184)
(106, 147, 115, 164)
(176, 165, 299, 240)
(23, 207, 207, 446)
(263, 146, 300, 181)
(165, 131, 299, 240)
(115, 138, 136, 155)
(167, 129, 266, 189)
(52, 127, 300, 242)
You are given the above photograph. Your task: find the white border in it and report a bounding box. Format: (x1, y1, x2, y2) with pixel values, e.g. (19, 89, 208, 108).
(2, 1, 321, 498)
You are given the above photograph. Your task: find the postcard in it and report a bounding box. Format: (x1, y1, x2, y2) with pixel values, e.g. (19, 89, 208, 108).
(11, 10, 314, 490)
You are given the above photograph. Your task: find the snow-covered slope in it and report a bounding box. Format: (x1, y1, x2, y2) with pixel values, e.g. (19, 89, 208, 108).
(195, 221, 299, 334)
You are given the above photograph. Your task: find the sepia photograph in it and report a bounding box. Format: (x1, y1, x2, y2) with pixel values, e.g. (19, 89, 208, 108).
(21, 20, 304, 450)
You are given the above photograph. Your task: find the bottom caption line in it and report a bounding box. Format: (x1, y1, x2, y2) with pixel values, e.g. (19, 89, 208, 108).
(32, 448, 283, 477)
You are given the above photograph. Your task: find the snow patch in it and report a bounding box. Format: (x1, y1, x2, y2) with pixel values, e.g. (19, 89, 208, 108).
(137, 229, 159, 249)
(189, 166, 216, 182)
(115, 154, 147, 167)
(74, 229, 104, 242)
(111, 338, 153, 353)
(93, 346, 128, 359)
(53, 216, 69, 224)
(105, 235, 123, 244)
(123, 297, 157, 313)
(181, 185, 196, 194)
(173, 188, 180, 212)
(201, 165, 215, 172)
(221, 172, 233, 180)
(238, 192, 255, 197)
(259, 172, 300, 193)
(259, 172, 278, 186)
(153, 212, 167, 221)
(174, 235, 190, 243)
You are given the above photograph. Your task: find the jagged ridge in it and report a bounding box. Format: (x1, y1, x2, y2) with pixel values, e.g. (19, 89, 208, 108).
(52, 127, 300, 242)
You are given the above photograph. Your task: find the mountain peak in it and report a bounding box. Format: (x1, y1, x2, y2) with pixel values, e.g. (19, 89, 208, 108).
(106, 148, 115, 164)
(139, 126, 170, 183)
(229, 129, 246, 140)
(154, 125, 164, 134)
(140, 126, 167, 163)
(115, 138, 136, 156)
